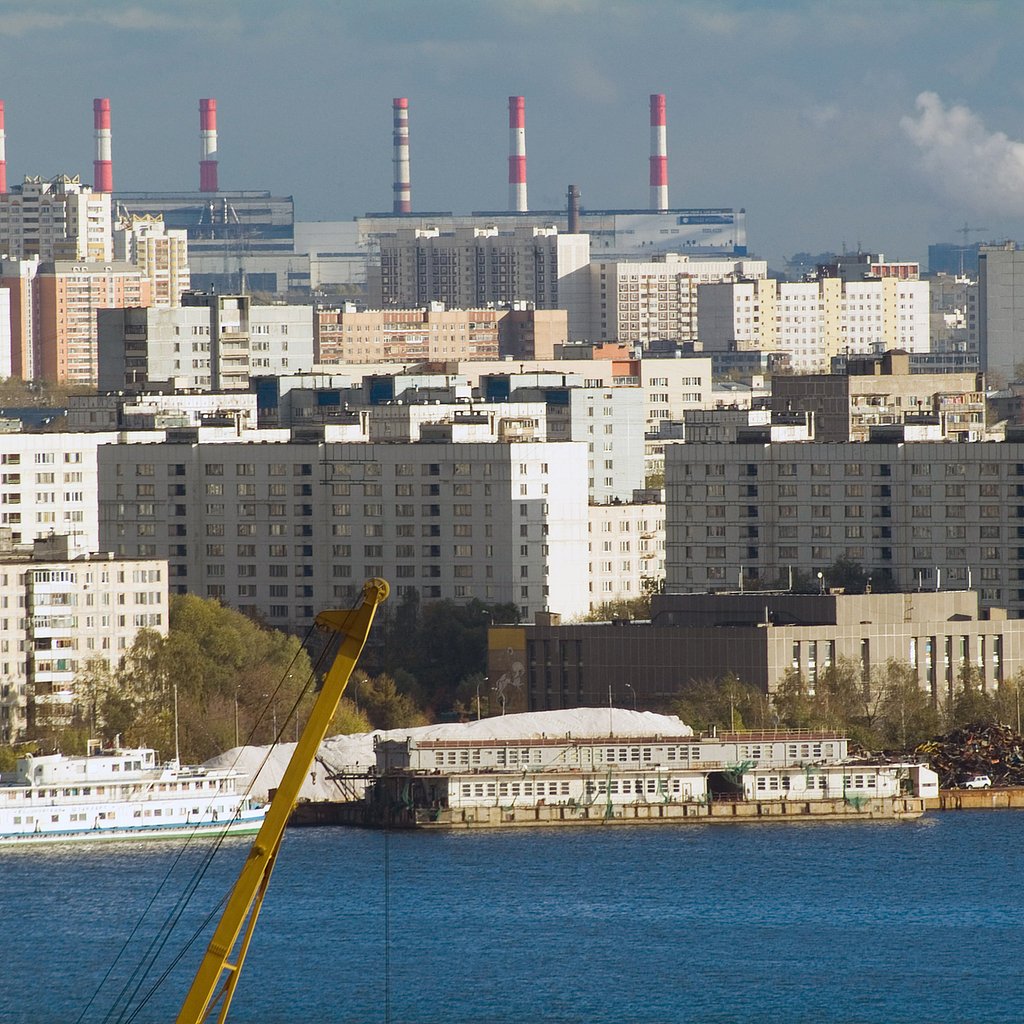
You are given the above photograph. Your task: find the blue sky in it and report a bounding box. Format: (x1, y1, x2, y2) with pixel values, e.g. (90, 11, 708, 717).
(2, 0, 1023, 267)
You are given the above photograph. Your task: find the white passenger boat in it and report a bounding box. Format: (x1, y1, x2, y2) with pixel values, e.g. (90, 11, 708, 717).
(0, 744, 266, 845)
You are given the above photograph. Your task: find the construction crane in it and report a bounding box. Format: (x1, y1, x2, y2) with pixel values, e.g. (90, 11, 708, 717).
(956, 222, 988, 276)
(176, 578, 389, 1024)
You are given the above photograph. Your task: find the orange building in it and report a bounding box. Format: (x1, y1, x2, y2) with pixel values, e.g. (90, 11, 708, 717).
(36, 261, 151, 385)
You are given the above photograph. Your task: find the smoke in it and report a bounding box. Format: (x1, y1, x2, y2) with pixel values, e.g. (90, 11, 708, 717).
(901, 91, 1024, 215)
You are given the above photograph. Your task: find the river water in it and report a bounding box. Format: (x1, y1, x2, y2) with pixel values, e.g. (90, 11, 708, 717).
(1, 812, 1021, 1023)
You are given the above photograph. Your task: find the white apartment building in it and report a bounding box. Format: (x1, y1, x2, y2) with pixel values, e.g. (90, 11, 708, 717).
(0, 535, 168, 742)
(98, 439, 591, 626)
(113, 214, 191, 307)
(664, 438, 1024, 618)
(97, 294, 315, 391)
(0, 431, 163, 554)
(587, 498, 665, 612)
(698, 277, 930, 373)
(567, 254, 768, 344)
(0, 175, 112, 261)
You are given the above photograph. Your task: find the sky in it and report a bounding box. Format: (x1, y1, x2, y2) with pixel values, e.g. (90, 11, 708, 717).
(2, 0, 1024, 268)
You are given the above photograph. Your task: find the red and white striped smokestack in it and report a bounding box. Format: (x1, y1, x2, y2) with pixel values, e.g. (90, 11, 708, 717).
(0, 101, 6, 195)
(392, 98, 411, 214)
(649, 93, 668, 212)
(508, 96, 527, 213)
(199, 98, 218, 193)
(93, 98, 112, 193)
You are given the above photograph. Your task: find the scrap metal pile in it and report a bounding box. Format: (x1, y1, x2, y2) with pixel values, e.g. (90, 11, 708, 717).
(916, 722, 1024, 788)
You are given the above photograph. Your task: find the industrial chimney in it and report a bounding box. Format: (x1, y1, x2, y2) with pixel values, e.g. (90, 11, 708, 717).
(392, 98, 411, 214)
(567, 184, 581, 235)
(0, 101, 6, 194)
(649, 93, 668, 212)
(199, 98, 218, 193)
(508, 96, 527, 212)
(93, 98, 112, 193)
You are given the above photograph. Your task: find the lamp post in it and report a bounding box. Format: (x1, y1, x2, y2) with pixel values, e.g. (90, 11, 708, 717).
(475, 678, 482, 721)
(233, 688, 240, 748)
(624, 682, 637, 711)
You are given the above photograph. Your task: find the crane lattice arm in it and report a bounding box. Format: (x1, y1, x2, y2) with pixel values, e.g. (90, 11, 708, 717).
(176, 578, 389, 1024)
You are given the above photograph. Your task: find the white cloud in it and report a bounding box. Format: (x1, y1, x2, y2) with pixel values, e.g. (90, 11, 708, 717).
(901, 91, 1024, 215)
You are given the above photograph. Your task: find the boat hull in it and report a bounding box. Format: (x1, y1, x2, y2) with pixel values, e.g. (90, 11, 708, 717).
(0, 812, 266, 847)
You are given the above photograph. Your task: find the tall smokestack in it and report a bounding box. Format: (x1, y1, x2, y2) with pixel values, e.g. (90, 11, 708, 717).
(93, 98, 112, 193)
(392, 98, 411, 214)
(0, 101, 6, 195)
(649, 93, 668, 212)
(508, 96, 527, 212)
(567, 184, 581, 235)
(199, 98, 218, 193)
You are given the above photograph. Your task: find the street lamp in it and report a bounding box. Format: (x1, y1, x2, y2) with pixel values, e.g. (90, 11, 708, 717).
(475, 678, 482, 721)
(624, 682, 637, 711)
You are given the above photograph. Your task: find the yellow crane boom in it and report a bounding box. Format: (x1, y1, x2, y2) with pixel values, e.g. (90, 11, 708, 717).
(176, 578, 389, 1024)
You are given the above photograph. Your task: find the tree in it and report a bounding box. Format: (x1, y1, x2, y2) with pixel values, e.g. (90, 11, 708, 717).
(947, 664, 995, 730)
(992, 671, 1024, 733)
(579, 596, 653, 622)
(673, 675, 769, 733)
(772, 668, 815, 729)
(358, 673, 429, 730)
(327, 697, 371, 737)
(874, 660, 940, 750)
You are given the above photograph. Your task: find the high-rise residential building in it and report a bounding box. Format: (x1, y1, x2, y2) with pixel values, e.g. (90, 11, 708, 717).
(0, 175, 112, 261)
(568, 254, 767, 344)
(663, 436, 1024, 617)
(98, 438, 591, 625)
(0, 533, 168, 742)
(113, 214, 191, 307)
(0, 257, 39, 378)
(978, 243, 1024, 381)
(770, 351, 986, 442)
(36, 261, 151, 385)
(374, 226, 590, 310)
(314, 303, 569, 364)
(97, 294, 314, 391)
(698, 277, 930, 373)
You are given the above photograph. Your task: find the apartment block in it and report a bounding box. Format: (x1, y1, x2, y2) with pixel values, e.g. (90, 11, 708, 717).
(37, 260, 151, 386)
(0, 257, 40, 378)
(315, 303, 567, 363)
(113, 214, 191, 307)
(374, 226, 590, 311)
(98, 439, 591, 626)
(698, 276, 929, 373)
(587, 497, 665, 611)
(771, 351, 986, 441)
(0, 534, 168, 743)
(0, 175, 112, 262)
(97, 294, 314, 391)
(978, 243, 1024, 381)
(570, 253, 767, 345)
(664, 438, 1024, 617)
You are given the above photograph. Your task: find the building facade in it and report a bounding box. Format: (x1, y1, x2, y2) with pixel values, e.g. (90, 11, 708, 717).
(98, 438, 591, 626)
(112, 214, 191, 307)
(664, 438, 1024, 616)
(978, 243, 1024, 381)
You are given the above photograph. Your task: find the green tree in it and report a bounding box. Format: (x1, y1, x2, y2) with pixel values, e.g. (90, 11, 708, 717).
(992, 670, 1024, 733)
(947, 664, 994, 730)
(327, 696, 372, 736)
(358, 673, 429, 730)
(772, 668, 816, 729)
(579, 596, 653, 622)
(874, 660, 940, 750)
(673, 674, 769, 733)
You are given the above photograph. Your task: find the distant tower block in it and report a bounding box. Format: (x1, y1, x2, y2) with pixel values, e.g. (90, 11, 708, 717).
(0, 101, 6, 194)
(508, 96, 528, 212)
(199, 98, 218, 193)
(392, 98, 411, 213)
(93, 98, 112, 193)
(649, 93, 668, 212)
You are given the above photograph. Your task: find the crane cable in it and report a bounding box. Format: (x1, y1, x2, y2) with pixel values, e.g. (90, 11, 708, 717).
(79, 613, 335, 1024)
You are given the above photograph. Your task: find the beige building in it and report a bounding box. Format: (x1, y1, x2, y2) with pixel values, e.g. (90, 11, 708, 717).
(113, 214, 190, 307)
(698, 276, 929, 373)
(315, 304, 568, 363)
(0, 534, 168, 742)
(771, 351, 986, 442)
(514, 591, 1024, 712)
(587, 496, 665, 612)
(569, 253, 767, 345)
(0, 175, 111, 262)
